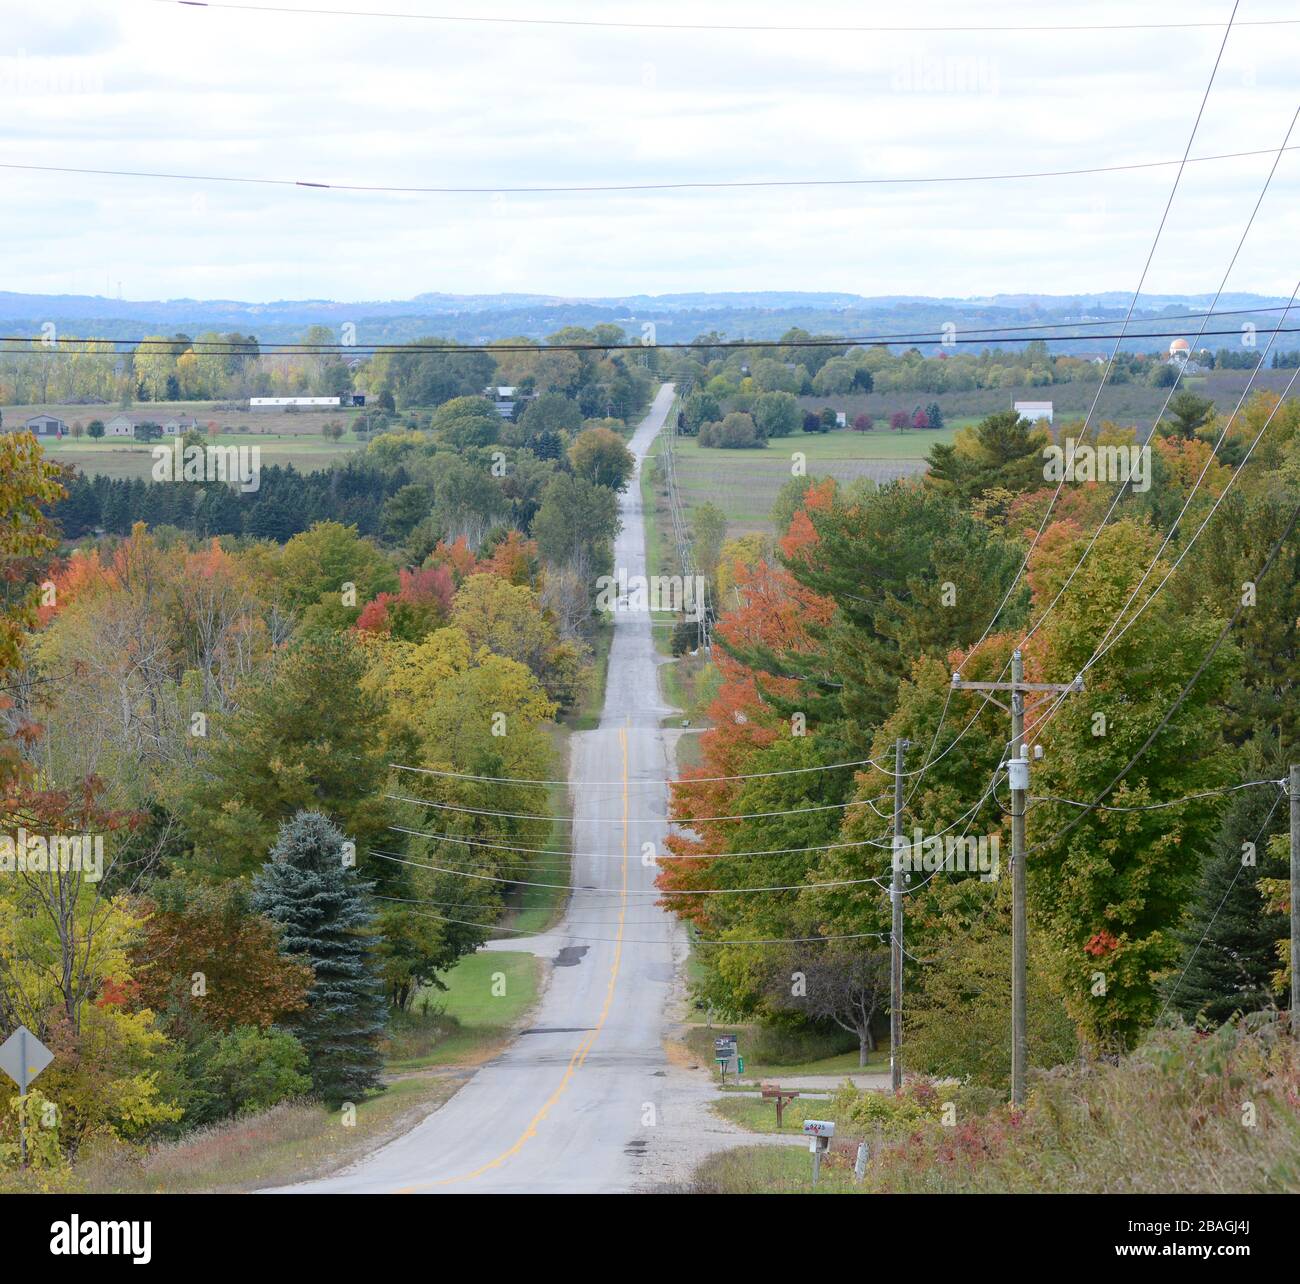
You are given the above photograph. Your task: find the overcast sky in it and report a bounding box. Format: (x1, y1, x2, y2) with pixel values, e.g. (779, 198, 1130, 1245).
(2, 1, 1298, 303)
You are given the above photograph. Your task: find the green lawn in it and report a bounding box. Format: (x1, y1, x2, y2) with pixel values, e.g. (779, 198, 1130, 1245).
(390, 950, 542, 1072)
(563, 620, 614, 732)
(711, 1094, 811, 1136)
(39, 434, 363, 479)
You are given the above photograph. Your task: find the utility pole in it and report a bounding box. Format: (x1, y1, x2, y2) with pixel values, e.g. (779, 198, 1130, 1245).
(1009, 652, 1027, 1106)
(951, 650, 1082, 1106)
(890, 736, 909, 1092)
(1291, 764, 1299, 1037)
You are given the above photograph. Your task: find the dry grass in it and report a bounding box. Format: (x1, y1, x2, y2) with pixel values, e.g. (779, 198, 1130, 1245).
(61, 1075, 463, 1194)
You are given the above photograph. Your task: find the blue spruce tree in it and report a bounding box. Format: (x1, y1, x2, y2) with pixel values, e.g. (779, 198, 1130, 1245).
(253, 811, 387, 1103)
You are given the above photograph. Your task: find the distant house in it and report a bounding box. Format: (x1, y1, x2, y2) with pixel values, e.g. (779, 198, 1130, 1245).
(1014, 400, 1054, 425)
(162, 417, 201, 436)
(105, 414, 135, 437)
(23, 414, 67, 437)
(484, 385, 519, 419)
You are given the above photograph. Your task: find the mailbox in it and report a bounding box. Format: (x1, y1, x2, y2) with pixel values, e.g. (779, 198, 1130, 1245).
(803, 1119, 835, 1152)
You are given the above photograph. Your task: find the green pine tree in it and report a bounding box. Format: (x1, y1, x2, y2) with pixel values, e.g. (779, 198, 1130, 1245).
(252, 811, 387, 1104)
(1169, 742, 1288, 1026)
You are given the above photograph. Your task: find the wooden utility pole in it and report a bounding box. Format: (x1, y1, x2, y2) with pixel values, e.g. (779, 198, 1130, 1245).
(890, 737, 909, 1093)
(1291, 764, 1299, 1036)
(951, 650, 1082, 1106)
(1009, 652, 1028, 1104)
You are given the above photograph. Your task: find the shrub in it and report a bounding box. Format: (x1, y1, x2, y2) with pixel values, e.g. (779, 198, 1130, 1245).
(183, 1026, 311, 1127)
(830, 1078, 944, 1134)
(699, 412, 763, 449)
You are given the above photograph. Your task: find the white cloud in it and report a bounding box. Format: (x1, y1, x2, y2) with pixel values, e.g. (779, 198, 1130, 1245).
(0, 0, 1297, 301)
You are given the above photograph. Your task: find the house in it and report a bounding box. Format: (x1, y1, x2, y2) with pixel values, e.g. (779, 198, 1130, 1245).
(162, 417, 201, 436)
(23, 414, 67, 437)
(105, 414, 135, 437)
(1014, 400, 1054, 425)
(484, 385, 519, 419)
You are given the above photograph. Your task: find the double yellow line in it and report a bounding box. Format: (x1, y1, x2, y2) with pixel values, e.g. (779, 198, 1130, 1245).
(397, 724, 630, 1191)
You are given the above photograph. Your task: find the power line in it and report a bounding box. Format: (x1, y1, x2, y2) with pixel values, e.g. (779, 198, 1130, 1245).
(372, 894, 891, 948)
(9, 305, 1297, 356)
(142, 1, 1300, 35)
(386, 789, 890, 824)
(985, 108, 1300, 710)
(1024, 486, 1300, 858)
(372, 848, 890, 896)
(876, 6, 1248, 799)
(1155, 791, 1287, 1024)
(389, 754, 880, 789)
(1017, 351, 1300, 752)
(388, 823, 898, 859)
(4, 144, 1298, 199)
(9, 323, 1300, 360)
(1030, 779, 1282, 813)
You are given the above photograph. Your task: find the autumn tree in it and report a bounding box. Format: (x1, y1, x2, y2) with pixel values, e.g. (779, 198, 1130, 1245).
(174, 633, 391, 879)
(568, 425, 634, 491)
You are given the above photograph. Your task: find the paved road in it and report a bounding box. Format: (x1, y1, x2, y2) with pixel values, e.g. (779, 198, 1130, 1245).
(276, 383, 682, 1193)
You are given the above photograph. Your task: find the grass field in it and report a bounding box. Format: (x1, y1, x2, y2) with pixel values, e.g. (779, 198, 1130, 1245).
(35, 435, 363, 480)
(7, 400, 368, 478)
(388, 950, 542, 1072)
(668, 425, 946, 535)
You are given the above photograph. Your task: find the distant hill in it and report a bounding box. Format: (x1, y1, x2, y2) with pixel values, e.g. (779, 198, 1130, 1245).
(0, 290, 1289, 354)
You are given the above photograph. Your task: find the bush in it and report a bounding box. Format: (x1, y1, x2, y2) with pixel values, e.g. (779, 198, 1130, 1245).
(831, 1079, 944, 1134)
(699, 412, 763, 449)
(864, 1018, 1300, 1193)
(183, 1026, 311, 1127)
(753, 391, 800, 438)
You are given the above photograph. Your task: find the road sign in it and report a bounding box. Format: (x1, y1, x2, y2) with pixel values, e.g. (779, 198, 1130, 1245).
(714, 1035, 737, 1058)
(0, 1026, 53, 1094)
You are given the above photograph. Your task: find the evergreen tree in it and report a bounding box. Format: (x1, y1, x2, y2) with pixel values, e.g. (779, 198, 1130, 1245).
(925, 408, 1050, 501)
(252, 811, 387, 1103)
(175, 632, 391, 879)
(1169, 740, 1289, 1025)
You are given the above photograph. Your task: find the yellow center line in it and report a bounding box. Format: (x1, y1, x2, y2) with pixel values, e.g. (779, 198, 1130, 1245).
(397, 723, 630, 1192)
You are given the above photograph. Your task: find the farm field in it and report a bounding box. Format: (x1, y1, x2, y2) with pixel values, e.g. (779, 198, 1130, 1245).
(798, 368, 1298, 435)
(34, 435, 364, 480)
(665, 424, 951, 534)
(3, 400, 370, 476)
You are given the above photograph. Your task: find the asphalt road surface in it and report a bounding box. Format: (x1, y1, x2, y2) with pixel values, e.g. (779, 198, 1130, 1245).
(276, 383, 684, 1194)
